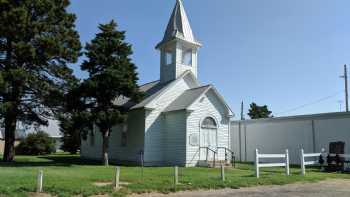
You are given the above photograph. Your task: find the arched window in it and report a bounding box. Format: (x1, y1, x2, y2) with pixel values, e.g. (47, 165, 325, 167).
(201, 117, 217, 129)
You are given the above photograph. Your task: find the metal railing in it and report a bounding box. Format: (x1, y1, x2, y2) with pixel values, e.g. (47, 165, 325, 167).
(217, 147, 236, 168)
(200, 147, 217, 167)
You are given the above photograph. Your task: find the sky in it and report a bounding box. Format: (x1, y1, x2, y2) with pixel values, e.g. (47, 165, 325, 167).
(68, 0, 350, 119)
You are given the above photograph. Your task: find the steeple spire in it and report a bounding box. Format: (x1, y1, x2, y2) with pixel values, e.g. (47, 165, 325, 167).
(157, 0, 201, 83)
(156, 0, 201, 49)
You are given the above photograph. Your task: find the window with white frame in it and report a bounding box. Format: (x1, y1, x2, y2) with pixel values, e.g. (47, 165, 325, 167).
(201, 117, 217, 129)
(182, 48, 192, 66)
(165, 51, 173, 65)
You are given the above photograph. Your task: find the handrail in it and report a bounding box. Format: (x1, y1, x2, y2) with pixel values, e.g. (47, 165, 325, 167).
(199, 147, 236, 168)
(200, 147, 217, 167)
(207, 147, 217, 154)
(199, 147, 217, 153)
(217, 147, 234, 154)
(217, 147, 236, 168)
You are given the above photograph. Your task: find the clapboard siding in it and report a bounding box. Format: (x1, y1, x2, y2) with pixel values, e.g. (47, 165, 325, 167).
(81, 126, 102, 160)
(144, 76, 194, 166)
(163, 111, 187, 166)
(81, 109, 145, 164)
(109, 109, 145, 164)
(186, 89, 230, 166)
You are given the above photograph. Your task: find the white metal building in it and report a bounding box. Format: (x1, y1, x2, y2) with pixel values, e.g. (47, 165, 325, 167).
(231, 112, 350, 164)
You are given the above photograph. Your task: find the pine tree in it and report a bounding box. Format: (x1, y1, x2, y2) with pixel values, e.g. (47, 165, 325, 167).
(0, 0, 81, 161)
(248, 103, 273, 119)
(80, 20, 141, 165)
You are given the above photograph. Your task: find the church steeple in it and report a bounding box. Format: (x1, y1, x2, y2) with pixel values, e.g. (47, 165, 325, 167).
(157, 0, 201, 83)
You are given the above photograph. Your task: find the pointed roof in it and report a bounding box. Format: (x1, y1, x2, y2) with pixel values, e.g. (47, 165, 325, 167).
(163, 84, 234, 117)
(164, 85, 211, 112)
(156, 0, 201, 48)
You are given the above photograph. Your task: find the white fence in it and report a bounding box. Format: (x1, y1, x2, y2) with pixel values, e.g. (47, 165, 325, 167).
(300, 149, 323, 175)
(255, 149, 290, 178)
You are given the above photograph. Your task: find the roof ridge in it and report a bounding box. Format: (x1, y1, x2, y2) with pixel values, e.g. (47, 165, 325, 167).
(140, 80, 160, 87)
(187, 84, 211, 91)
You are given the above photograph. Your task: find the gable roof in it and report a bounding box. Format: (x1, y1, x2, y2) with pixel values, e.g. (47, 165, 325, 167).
(164, 85, 211, 112)
(130, 80, 171, 109)
(114, 80, 169, 109)
(164, 84, 234, 117)
(201, 86, 234, 117)
(131, 70, 199, 110)
(115, 70, 199, 110)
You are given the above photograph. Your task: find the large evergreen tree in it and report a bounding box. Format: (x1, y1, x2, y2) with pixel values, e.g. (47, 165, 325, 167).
(248, 102, 273, 119)
(80, 20, 141, 165)
(0, 0, 81, 161)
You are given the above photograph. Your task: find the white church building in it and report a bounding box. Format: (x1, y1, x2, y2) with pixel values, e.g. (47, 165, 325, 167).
(81, 0, 234, 167)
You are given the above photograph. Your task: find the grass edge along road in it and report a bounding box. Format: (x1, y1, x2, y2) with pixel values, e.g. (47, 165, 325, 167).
(0, 153, 349, 197)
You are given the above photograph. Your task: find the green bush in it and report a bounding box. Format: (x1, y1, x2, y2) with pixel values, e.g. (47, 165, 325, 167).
(16, 131, 56, 155)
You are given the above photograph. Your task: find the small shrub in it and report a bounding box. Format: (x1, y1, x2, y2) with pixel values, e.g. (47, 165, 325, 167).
(16, 131, 56, 155)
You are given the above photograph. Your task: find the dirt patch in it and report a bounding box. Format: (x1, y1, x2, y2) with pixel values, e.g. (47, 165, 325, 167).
(89, 195, 109, 197)
(129, 179, 350, 197)
(93, 181, 130, 187)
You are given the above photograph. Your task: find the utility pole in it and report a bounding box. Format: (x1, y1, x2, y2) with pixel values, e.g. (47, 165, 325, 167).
(341, 65, 349, 112)
(241, 101, 244, 120)
(337, 100, 343, 112)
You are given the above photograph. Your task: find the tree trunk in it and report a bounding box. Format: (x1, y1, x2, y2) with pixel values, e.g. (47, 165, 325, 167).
(102, 129, 110, 166)
(3, 115, 17, 162)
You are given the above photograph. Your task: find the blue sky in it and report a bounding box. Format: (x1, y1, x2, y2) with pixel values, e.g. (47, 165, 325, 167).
(68, 0, 349, 119)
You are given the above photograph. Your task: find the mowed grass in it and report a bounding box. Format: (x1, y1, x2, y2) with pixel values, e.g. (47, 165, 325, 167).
(0, 153, 349, 197)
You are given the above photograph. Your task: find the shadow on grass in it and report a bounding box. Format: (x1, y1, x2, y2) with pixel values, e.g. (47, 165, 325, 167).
(0, 154, 102, 167)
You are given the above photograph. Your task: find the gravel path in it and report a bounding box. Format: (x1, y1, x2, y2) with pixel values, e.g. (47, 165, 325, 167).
(130, 179, 350, 197)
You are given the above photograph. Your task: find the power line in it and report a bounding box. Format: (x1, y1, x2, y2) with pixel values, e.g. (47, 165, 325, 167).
(275, 91, 343, 116)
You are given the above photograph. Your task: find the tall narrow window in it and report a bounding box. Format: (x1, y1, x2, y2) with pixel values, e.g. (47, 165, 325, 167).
(165, 52, 173, 65)
(182, 49, 192, 66)
(90, 128, 95, 147)
(121, 124, 127, 147)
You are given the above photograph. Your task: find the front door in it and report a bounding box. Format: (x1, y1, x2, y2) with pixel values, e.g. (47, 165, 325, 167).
(200, 128, 217, 161)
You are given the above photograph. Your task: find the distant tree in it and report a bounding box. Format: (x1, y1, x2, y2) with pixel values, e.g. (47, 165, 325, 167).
(78, 20, 141, 165)
(0, 0, 81, 161)
(248, 103, 272, 119)
(16, 131, 56, 155)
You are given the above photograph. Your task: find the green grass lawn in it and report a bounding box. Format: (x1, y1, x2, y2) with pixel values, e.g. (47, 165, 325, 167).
(0, 153, 349, 197)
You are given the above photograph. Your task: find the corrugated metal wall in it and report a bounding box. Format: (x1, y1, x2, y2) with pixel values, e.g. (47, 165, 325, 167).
(231, 112, 350, 164)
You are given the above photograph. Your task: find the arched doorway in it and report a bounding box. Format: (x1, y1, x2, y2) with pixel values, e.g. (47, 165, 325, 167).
(200, 117, 218, 161)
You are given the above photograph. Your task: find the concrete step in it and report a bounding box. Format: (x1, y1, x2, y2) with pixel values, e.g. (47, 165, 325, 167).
(198, 160, 233, 168)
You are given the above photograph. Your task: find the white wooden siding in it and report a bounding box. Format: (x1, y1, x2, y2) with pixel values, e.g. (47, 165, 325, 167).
(109, 109, 145, 164)
(163, 111, 187, 165)
(144, 76, 195, 166)
(186, 89, 230, 167)
(81, 109, 145, 164)
(81, 126, 102, 160)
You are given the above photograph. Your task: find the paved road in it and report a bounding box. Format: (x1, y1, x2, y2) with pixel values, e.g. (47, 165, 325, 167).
(130, 179, 350, 197)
